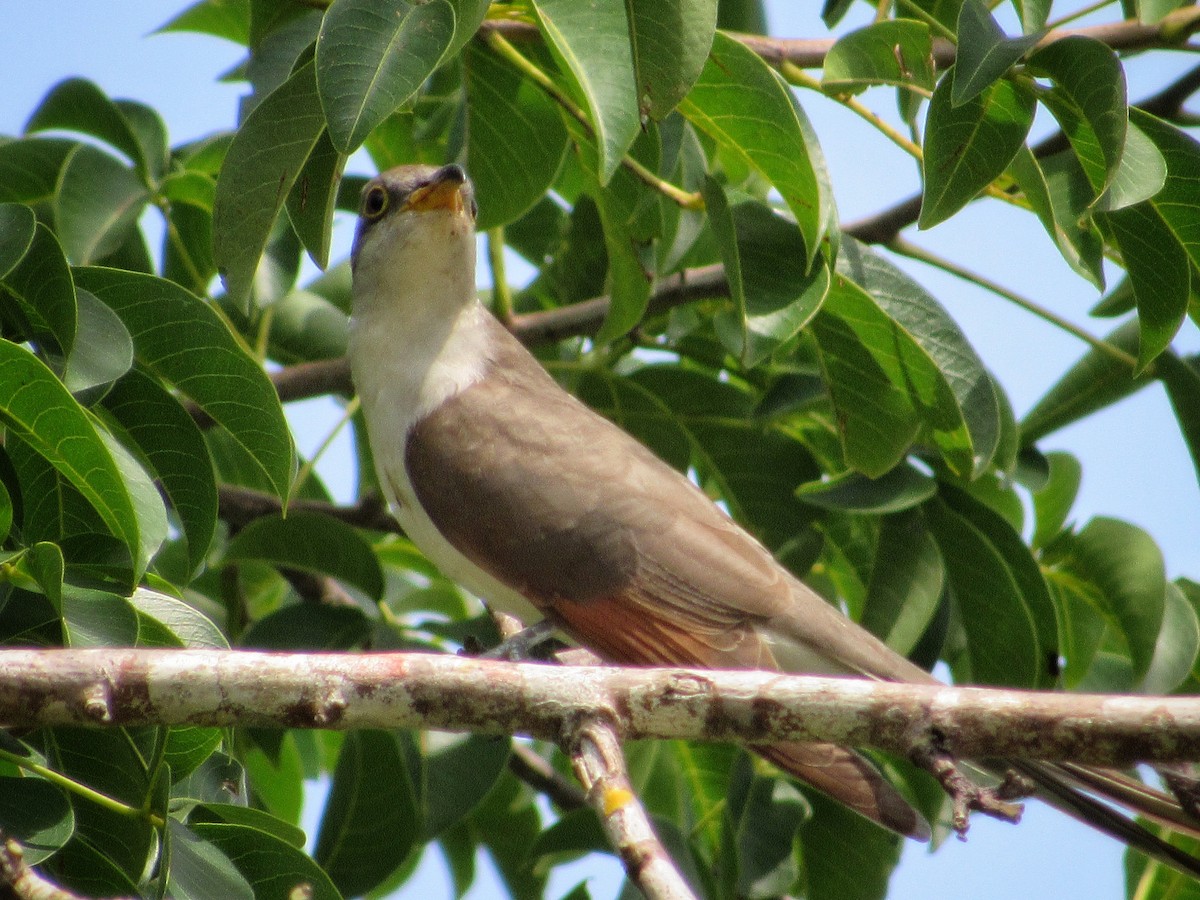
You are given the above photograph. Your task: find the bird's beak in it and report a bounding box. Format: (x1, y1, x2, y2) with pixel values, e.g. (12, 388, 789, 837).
(405, 166, 467, 216)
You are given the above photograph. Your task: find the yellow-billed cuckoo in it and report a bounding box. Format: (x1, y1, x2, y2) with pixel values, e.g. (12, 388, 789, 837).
(348, 163, 1200, 867)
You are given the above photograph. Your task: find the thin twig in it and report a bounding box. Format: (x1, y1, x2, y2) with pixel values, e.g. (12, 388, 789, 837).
(566, 718, 698, 900)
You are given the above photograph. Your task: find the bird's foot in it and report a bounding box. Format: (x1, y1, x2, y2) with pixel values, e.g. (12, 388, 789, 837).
(482, 618, 559, 661)
(912, 746, 1027, 838)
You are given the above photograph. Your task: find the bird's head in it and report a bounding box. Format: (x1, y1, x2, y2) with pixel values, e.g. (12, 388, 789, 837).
(350, 164, 479, 316)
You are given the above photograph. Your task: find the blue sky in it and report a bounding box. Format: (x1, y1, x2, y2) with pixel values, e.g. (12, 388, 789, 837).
(3, 2, 1196, 897)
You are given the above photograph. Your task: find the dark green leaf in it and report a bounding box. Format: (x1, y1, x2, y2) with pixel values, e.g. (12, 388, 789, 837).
(464, 41, 569, 230)
(920, 74, 1034, 228)
(1031, 450, 1081, 548)
(1093, 118, 1166, 212)
(128, 587, 228, 649)
(62, 289, 133, 395)
(838, 240, 1001, 477)
(680, 32, 831, 267)
(862, 510, 944, 656)
(240, 603, 371, 650)
(0, 342, 150, 577)
(0, 202, 36, 280)
(156, 0, 252, 43)
(1159, 352, 1200, 491)
(423, 733, 511, 838)
(102, 369, 218, 575)
(191, 821, 345, 900)
(315, 0, 456, 153)
(225, 511, 384, 600)
(75, 267, 296, 501)
(926, 497, 1042, 686)
(628, 0, 718, 120)
(736, 776, 805, 897)
(822, 20, 935, 94)
(1028, 36, 1126, 195)
(25, 78, 151, 176)
(532, 0, 640, 184)
(60, 584, 139, 647)
(212, 57, 325, 309)
(285, 129, 346, 270)
(2, 222, 77, 359)
(1068, 517, 1166, 684)
(315, 731, 418, 896)
(166, 819, 256, 900)
(797, 464, 937, 514)
(1131, 110, 1200, 274)
(798, 788, 902, 900)
(952, 0, 1040, 106)
(1100, 201, 1190, 370)
(0, 776, 74, 865)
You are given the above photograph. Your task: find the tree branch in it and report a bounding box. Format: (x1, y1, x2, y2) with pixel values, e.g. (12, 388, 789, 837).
(2, 649, 1197, 766)
(566, 717, 699, 900)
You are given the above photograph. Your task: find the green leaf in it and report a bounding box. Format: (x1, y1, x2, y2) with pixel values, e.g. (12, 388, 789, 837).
(861, 510, 944, 656)
(952, 0, 1040, 106)
(628, 0, 718, 120)
(1068, 517, 1166, 683)
(240, 602, 371, 651)
(842, 240, 1001, 477)
(736, 777, 805, 898)
(0, 138, 79, 205)
(680, 32, 831, 267)
(2, 222, 78, 360)
(61, 584, 140, 647)
(1093, 118, 1167, 212)
(212, 57, 325, 310)
(1140, 582, 1200, 695)
(422, 733, 511, 838)
(920, 74, 1035, 228)
(284, 129, 346, 270)
(464, 41, 569, 231)
(25, 78, 154, 177)
(1019, 319, 1146, 443)
(191, 821, 345, 900)
(225, 511, 385, 600)
(315, 0, 456, 153)
(822, 20, 935, 94)
(1007, 145, 1105, 287)
(1027, 36, 1127, 196)
(1031, 450, 1081, 548)
(1159, 352, 1200, 490)
(0, 342, 148, 577)
(798, 789, 902, 900)
(74, 267, 296, 501)
(707, 187, 829, 365)
(156, 0, 252, 44)
(0, 202, 36, 280)
(811, 280, 922, 478)
(102, 369, 218, 575)
(532, 0, 641, 184)
(315, 731, 419, 896)
(1131, 110, 1200, 274)
(1100, 201, 1190, 370)
(62, 289, 133, 395)
(0, 777, 74, 865)
(797, 464, 937, 514)
(942, 486, 1059, 686)
(166, 819, 256, 900)
(926, 496, 1042, 686)
(128, 587, 228, 649)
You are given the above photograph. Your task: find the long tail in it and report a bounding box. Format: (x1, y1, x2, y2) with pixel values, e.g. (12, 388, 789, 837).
(1014, 761, 1200, 878)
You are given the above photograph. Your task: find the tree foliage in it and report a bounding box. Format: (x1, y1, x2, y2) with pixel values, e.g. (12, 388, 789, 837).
(1, 0, 1199, 897)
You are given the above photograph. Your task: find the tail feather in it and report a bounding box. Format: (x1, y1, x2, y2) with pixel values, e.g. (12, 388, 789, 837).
(754, 741, 931, 841)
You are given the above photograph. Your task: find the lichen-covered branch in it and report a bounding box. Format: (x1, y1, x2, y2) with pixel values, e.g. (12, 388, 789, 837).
(1, 649, 1197, 766)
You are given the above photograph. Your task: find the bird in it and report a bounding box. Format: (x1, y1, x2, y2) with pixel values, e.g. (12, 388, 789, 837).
(347, 163, 1200, 870)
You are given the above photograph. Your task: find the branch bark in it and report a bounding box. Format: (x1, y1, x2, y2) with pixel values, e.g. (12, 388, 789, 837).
(2, 649, 1197, 766)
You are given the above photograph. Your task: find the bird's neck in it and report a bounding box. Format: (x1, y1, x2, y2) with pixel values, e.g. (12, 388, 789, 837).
(348, 226, 488, 436)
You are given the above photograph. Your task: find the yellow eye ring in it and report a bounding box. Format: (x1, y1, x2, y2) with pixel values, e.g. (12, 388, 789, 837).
(362, 185, 388, 219)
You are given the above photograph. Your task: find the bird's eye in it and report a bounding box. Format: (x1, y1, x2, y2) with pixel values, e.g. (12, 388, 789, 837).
(362, 185, 388, 219)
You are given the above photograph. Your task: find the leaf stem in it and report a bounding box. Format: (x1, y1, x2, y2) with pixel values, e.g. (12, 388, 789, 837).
(1046, 0, 1117, 30)
(483, 31, 702, 209)
(0, 747, 165, 828)
(487, 227, 515, 325)
(887, 235, 1140, 371)
(293, 395, 360, 496)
